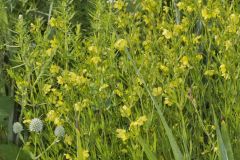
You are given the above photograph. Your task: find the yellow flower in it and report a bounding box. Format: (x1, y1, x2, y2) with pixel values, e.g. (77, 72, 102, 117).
(46, 110, 57, 122)
(64, 134, 73, 146)
(113, 0, 125, 10)
(43, 84, 51, 94)
(116, 129, 129, 142)
(160, 65, 169, 74)
(88, 46, 98, 53)
(54, 117, 63, 126)
(82, 150, 89, 160)
(220, 64, 226, 74)
(204, 70, 215, 76)
(162, 29, 172, 39)
(90, 56, 101, 65)
(220, 64, 230, 80)
(50, 65, 60, 74)
(202, 8, 210, 20)
(114, 39, 128, 51)
(23, 119, 31, 124)
(64, 153, 72, 160)
(130, 115, 148, 130)
(46, 48, 53, 56)
(196, 54, 203, 61)
(152, 87, 163, 96)
(164, 97, 173, 106)
(180, 56, 189, 67)
(120, 105, 131, 117)
(177, 2, 185, 10)
(49, 17, 57, 27)
(50, 37, 58, 49)
(99, 83, 109, 91)
(114, 89, 123, 97)
(74, 99, 90, 112)
(57, 76, 64, 85)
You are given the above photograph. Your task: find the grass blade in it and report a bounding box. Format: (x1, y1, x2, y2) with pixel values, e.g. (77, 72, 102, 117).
(126, 49, 183, 160)
(213, 109, 228, 160)
(137, 136, 157, 160)
(221, 121, 234, 160)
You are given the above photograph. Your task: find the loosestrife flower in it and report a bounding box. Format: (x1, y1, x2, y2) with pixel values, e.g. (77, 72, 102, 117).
(64, 134, 73, 145)
(152, 87, 163, 97)
(116, 129, 129, 142)
(29, 118, 43, 133)
(13, 122, 23, 134)
(130, 115, 148, 130)
(204, 70, 215, 77)
(120, 105, 131, 117)
(114, 39, 128, 51)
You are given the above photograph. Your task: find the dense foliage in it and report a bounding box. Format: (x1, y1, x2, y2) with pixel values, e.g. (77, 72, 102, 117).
(1, 0, 240, 159)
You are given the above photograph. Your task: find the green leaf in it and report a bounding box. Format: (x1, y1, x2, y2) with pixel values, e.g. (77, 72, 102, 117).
(137, 136, 157, 160)
(126, 49, 183, 160)
(0, 96, 14, 124)
(221, 121, 234, 160)
(0, 144, 31, 160)
(213, 109, 228, 160)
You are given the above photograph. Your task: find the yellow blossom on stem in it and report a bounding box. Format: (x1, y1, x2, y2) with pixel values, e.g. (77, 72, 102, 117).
(64, 134, 73, 146)
(114, 39, 128, 51)
(204, 70, 215, 76)
(152, 87, 163, 96)
(116, 129, 129, 142)
(50, 64, 60, 74)
(120, 105, 131, 117)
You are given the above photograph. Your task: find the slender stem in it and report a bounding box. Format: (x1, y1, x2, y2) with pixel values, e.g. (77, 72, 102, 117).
(34, 138, 59, 159)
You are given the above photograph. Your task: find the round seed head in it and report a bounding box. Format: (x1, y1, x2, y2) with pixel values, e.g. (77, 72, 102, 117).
(13, 122, 23, 134)
(54, 126, 65, 137)
(29, 118, 43, 133)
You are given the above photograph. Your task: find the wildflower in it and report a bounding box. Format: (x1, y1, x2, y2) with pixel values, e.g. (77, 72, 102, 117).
(64, 153, 72, 160)
(54, 117, 63, 126)
(204, 70, 215, 76)
(64, 134, 73, 145)
(180, 56, 189, 67)
(88, 46, 98, 53)
(50, 65, 60, 74)
(57, 76, 64, 85)
(13, 122, 23, 134)
(220, 64, 230, 79)
(99, 83, 109, 91)
(29, 118, 43, 133)
(90, 56, 101, 65)
(177, 2, 185, 10)
(164, 97, 173, 106)
(46, 110, 57, 122)
(116, 129, 128, 142)
(202, 8, 210, 20)
(120, 105, 131, 117)
(130, 116, 148, 130)
(49, 17, 57, 27)
(43, 84, 51, 94)
(114, 39, 128, 51)
(54, 126, 65, 138)
(74, 99, 90, 112)
(50, 37, 58, 49)
(196, 54, 203, 61)
(46, 48, 53, 56)
(160, 65, 169, 74)
(113, 0, 124, 10)
(162, 29, 172, 39)
(82, 150, 89, 159)
(152, 87, 163, 96)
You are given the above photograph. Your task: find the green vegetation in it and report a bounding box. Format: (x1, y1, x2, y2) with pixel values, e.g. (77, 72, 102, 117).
(1, 0, 240, 159)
